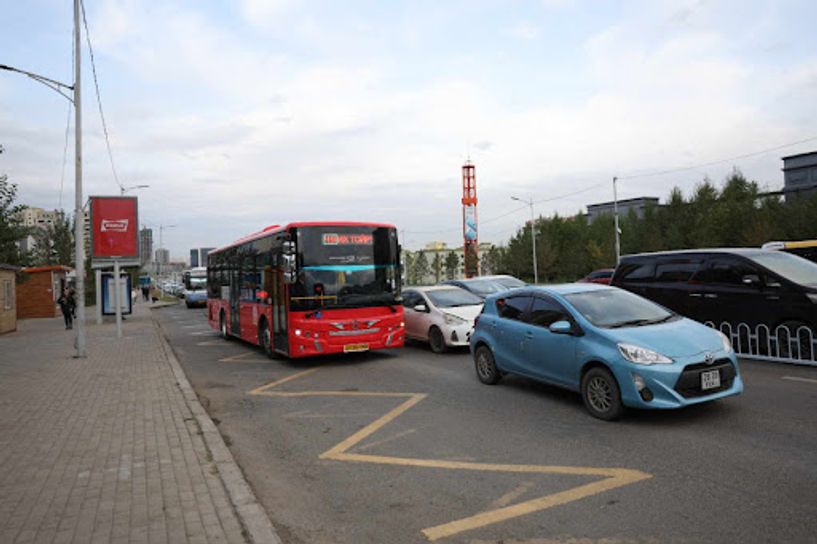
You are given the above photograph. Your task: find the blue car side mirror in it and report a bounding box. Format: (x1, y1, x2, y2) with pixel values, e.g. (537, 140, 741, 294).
(549, 320, 572, 334)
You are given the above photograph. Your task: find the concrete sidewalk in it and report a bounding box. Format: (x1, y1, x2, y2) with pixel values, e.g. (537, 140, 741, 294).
(0, 300, 279, 544)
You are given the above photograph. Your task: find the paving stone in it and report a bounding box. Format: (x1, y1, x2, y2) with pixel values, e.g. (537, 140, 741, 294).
(0, 303, 250, 544)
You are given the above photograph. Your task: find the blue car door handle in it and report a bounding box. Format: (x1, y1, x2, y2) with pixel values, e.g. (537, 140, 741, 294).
(525, 331, 534, 338)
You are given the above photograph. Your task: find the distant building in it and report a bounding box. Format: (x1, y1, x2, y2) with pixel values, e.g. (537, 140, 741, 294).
(585, 197, 660, 224)
(154, 248, 170, 265)
(782, 151, 817, 201)
(139, 228, 153, 267)
(16, 206, 59, 229)
(14, 206, 61, 253)
(189, 247, 215, 268)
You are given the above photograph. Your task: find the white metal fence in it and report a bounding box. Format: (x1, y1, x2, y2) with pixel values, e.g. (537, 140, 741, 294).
(705, 321, 817, 366)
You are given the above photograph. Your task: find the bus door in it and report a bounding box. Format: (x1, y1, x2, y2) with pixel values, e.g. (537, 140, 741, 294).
(230, 265, 241, 336)
(272, 266, 288, 354)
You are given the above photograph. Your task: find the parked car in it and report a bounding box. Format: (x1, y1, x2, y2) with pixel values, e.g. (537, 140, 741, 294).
(479, 274, 527, 289)
(611, 249, 817, 353)
(403, 286, 484, 353)
(578, 268, 614, 285)
(470, 284, 742, 420)
(442, 276, 518, 299)
(762, 240, 817, 265)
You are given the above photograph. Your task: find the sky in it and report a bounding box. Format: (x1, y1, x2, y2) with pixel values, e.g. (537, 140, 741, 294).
(2, 0, 816, 261)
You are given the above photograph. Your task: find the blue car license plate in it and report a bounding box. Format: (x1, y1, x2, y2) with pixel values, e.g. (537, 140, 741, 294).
(701, 369, 720, 390)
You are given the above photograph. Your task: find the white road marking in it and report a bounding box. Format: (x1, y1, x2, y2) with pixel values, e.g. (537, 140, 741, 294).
(782, 376, 817, 385)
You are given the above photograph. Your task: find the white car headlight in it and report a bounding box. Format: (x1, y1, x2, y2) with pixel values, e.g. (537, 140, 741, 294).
(618, 343, 672, 365)
(443, 313, 467, 326)
(718, 331, 733, 353)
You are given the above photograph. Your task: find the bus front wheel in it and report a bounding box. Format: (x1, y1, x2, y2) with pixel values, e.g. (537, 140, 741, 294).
(219, 311, 230, 340)
(259, 318, 275, 359)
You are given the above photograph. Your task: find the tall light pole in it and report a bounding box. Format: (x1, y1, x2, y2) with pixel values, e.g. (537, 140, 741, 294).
(0, 0, 86, 357)
(73, 0, 85, 357)
(511, 196, 538, 284)
(613, 176, 621, 264)
(157, 224, 177, 278)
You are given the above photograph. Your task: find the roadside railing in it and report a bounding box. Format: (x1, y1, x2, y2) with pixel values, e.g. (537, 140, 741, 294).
(704, 321, 817, 366)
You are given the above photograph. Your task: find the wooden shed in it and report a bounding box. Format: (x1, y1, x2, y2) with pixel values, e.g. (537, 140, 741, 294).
(0, 264, 18, 334)
(16, 265, 71, 319)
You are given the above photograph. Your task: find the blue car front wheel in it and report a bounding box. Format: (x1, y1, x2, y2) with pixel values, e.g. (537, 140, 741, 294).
(474, 345, 501, 385)
(581, 367, 623, 421)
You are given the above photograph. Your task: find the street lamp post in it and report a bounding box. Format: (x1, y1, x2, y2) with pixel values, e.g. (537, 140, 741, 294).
(511, 196, 538, 284)
(0, 0, 86, 357)
(613, 176, 621, 264)
(120, 184, 149, 196)
(157, 224, 177, 278)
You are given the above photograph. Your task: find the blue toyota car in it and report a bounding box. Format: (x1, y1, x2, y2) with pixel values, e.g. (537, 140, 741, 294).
(469, 284, 743, 420)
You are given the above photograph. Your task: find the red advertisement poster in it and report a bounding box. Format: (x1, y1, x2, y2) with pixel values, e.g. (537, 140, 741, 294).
(90, 196, 139, 260)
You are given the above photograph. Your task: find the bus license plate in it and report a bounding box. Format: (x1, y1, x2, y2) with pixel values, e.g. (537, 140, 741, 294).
(344, 343, 369, 353)
(701, 369, 720, 390)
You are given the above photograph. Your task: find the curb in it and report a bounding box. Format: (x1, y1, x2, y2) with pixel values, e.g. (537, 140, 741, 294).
(152, 317, 282, 544)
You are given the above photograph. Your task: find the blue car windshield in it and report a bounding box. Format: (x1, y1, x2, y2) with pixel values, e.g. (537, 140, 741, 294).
(564, 289, 674, 328)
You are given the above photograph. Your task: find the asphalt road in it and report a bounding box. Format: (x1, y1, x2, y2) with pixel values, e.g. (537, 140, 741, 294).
(156, 304, 817, 544)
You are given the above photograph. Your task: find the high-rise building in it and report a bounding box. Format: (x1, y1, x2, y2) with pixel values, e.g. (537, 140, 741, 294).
(189, 247, 215, 268)
(154, 248, 170, 265)
(140, 228, 154, 266)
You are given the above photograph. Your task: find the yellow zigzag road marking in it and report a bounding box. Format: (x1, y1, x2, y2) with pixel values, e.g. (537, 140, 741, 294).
(218, 351, 274, 364)
(249, 369, 652, 541)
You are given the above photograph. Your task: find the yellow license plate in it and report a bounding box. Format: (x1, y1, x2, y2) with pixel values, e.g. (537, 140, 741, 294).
(344, 343, 369, 353)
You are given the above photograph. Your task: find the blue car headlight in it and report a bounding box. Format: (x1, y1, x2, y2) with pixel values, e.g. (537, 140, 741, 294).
(618, 343, 673, 365)
(717, 331, 733, 353)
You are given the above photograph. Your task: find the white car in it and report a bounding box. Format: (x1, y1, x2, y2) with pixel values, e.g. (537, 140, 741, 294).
(402, 286, 484, 353)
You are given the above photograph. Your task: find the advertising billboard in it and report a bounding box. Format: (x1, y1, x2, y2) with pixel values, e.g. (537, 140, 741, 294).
(90, 196, 139, 265)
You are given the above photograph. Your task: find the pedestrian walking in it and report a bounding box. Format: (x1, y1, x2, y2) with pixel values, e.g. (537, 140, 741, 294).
(57, 288, 75, 330)
(142, 284, 150, 302)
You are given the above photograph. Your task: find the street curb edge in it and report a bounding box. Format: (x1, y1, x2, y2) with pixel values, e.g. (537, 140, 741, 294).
(152, 317, 283, 544)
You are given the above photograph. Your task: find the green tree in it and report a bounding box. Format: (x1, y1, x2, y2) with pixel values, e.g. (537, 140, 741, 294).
(432, 252, 442, 283)
(414, 251, 429, 285)
(0, 170, 30, 266)
(403, 252, 415, 286)
(444, 251, 459, 279)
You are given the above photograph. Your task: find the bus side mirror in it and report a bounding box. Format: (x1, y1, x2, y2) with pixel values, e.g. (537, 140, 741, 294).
(283, 240, 295, 256)
(282, 254, 296, 284)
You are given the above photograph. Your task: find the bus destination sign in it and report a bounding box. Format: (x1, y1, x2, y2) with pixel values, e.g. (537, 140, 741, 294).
(322, 233, 373, 246)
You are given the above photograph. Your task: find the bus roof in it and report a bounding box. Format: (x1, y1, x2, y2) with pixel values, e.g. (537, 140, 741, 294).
(209, 221, 398, 255)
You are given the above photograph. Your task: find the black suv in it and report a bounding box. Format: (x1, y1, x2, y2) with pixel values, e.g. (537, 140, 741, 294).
(611, 249, 817, 334)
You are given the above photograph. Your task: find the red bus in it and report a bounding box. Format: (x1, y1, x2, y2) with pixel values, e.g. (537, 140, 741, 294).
(206, 222, 404, 358)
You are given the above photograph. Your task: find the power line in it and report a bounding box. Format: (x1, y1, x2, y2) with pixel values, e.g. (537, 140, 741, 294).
(80, 0, 122, 192)
(618, 135, 817, 181)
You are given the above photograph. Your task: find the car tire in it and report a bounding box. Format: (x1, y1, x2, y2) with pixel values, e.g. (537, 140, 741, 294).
(258, 319, 275, 358)
(428, 326, 447, 354)
(474, 345, 501, 385)
(581, 367, 623, 421)
(219, 311, 230, 340)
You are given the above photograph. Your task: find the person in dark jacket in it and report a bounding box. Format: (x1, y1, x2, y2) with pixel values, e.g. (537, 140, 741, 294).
(57, 288, 75, 329)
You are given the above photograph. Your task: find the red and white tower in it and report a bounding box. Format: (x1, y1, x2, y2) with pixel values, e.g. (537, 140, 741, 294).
(461, 161, 478, 278)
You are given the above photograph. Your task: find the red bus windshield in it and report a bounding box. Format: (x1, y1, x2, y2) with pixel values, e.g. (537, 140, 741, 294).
(290, 225, 400, 312)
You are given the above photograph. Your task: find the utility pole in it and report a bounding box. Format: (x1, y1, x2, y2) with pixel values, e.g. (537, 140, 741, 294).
(73, 0, 86, 357)
(511, 196, 538, 284)
(613, 176, 621, 265)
